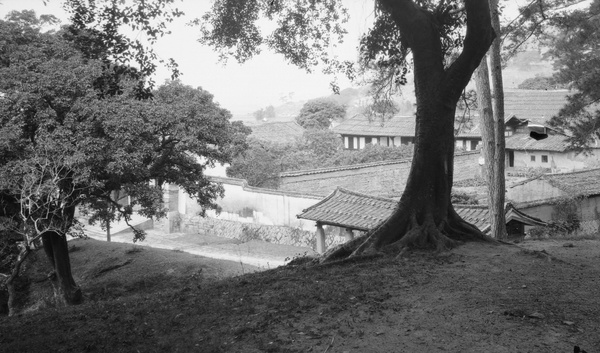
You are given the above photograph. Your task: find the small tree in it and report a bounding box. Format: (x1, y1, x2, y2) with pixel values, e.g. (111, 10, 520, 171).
(253, 108, 266, 121)
(264, 105, 276, 120)
(0, 145, 89, 312)
(295, 99, 346, 130)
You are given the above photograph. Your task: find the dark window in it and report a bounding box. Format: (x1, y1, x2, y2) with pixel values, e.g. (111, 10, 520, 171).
(347, 136, 354, 149)
(542, 155, 548, 163)
(531, 155, 536, 162)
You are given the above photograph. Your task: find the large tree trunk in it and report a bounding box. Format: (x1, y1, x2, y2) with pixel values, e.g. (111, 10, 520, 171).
(42, 231, 82, 304)
(323, 0, 495, 261)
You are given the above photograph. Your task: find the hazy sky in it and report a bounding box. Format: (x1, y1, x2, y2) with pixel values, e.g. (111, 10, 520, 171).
(1, 0, 376, 115)
(1, 0, 554, 115)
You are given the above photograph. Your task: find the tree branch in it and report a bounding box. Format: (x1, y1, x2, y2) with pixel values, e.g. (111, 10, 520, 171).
(444, 0, 494, 101)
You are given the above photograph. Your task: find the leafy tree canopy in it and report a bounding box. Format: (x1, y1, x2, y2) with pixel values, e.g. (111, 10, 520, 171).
(517, 76, 568, 90)
(295, 98, 346, 130)
(547, 0, 600, 150)
(0, 10, 249, 307)
(61, 0, 184, 90)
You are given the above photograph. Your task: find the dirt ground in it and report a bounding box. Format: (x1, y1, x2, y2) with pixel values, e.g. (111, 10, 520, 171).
(1, 237, 599, 352)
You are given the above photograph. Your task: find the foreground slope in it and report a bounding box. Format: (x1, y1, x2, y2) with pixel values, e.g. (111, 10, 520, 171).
(1, 238, 599, 352)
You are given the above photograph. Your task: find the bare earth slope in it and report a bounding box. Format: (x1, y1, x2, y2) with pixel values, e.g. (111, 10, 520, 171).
(1, 238, 599, 352)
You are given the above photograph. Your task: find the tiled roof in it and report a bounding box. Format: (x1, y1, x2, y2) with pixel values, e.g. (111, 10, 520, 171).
(333, 115, 416, 137)
(544, 168, 600, 196)
(297, 188, 397, 231)
(504, 89, 571, 124)
(297, 187, 544, 233)
(280, 158, 411, 177)
(505, 132, 571, 152)
(250, 121, 305, 144)
(281, 150, 479, 177)
(456, 123, 482, 138)
(334, 114, 482, 138)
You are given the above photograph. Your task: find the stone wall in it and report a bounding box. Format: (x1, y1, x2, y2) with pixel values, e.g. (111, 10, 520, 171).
(179, 214, 319, 249)
(279, 151, 481, 197)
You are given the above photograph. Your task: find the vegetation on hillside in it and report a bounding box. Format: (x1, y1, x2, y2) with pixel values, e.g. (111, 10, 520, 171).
(227, 131, 413, 189)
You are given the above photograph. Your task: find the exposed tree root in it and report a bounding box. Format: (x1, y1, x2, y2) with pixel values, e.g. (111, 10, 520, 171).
(320, 205, 495, 264)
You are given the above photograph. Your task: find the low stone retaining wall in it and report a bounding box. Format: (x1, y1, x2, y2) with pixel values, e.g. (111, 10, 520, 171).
(181, 214, 314, 248)
(180, 214, 349, 251)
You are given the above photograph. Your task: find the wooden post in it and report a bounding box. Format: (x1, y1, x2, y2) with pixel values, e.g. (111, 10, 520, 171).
(316, 222, 326, 254)
(344, 228, 354, 242)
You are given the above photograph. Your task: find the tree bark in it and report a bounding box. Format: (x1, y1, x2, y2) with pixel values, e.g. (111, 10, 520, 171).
(42, 231, 82, 304)
(476, 0, 507, 240)
(476, 58, 503, 238)
(489, 0, 507, 239)
(5, 246, 31, 316)
(323, 0, 495, 260)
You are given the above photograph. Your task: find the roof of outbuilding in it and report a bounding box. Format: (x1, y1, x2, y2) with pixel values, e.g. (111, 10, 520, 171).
(545, 168, 600, 196)
(504, 132, 572, 152)
(280, 150, 480, 178)
(249, 121, 305, 144)
(333, 114, 481, 138)
(297, 187, 545, 233)
(333, 115, 415, 137)
(504, 89, 571, 124)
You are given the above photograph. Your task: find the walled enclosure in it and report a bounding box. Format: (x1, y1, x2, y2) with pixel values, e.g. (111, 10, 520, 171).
(509, 180, 600, 235)
(161, 177, 325, 247)
(279, 151, 482, 197)
(517, 197, 600, 235)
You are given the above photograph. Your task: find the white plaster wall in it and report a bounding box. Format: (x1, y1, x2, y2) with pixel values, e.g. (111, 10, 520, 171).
(507, 179, 565, 203)
(181, 179, 321, 232)
(512, 150, 600, 172)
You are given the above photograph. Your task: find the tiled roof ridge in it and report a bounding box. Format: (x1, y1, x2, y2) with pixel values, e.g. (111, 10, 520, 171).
(259, 120, 302, 127)
(544, 166, 600, 179)
(544, 167, 600, 194)
(208, 176, 323, 199)
(508, 167, 600, 191)
(280, 158, 412, 177)
(334, 187, 398, 204)
(508, 174, 545, 189)
(308, 187, 491, 210)
(281, 150, 480, 177)
(504, 88, 571, 92)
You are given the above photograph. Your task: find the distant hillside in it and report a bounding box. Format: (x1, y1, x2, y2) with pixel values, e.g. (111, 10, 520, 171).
(235, 85, 416, 126)
(503, 49, 554, 88)
(233, 50, 555, 125)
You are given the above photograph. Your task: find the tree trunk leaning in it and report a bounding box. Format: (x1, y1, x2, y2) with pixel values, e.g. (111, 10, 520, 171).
(42, 231, 82, 305)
